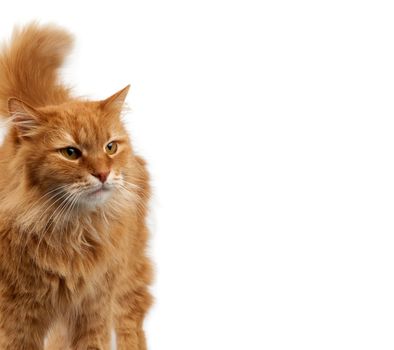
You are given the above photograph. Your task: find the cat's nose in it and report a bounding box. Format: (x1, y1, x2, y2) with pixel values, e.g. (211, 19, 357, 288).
(92, 171, 110, 183)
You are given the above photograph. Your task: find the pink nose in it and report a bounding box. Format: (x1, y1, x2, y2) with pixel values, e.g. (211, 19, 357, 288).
(92, 171, 110, 183)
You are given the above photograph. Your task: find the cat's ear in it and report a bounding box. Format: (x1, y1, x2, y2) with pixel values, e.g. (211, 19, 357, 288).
(8, 98, 44, 139)
(100, 85, 130, 112)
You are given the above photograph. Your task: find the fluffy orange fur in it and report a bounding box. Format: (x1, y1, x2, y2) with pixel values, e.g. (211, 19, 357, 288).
(0, 23, 152, 349)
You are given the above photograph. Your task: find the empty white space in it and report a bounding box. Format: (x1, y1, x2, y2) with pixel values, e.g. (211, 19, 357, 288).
(1, 0, 394, 349)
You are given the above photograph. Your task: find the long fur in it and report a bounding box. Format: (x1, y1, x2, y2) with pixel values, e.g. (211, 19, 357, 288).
(0, 23, 152, 350)
(0, 23, 72, 114)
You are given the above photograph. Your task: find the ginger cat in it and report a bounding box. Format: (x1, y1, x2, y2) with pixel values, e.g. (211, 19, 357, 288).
(0, 23, 152, 349)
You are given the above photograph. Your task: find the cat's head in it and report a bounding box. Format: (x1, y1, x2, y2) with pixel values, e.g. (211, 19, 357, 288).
(7, 86, 137, 211)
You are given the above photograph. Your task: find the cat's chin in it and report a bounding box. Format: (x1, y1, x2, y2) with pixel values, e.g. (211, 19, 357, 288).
(80, 187, 112, 208)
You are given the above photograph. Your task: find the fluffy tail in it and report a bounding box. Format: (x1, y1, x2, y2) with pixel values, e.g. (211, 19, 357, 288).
(0, 22, 73, 116)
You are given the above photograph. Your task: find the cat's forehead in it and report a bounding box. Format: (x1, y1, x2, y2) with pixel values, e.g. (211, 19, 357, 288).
(45, 102, 124, 148)
(70, 115, 110, 144)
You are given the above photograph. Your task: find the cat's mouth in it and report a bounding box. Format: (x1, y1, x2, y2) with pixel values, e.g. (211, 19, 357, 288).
(83, 184, 113, 202)
(87, 187, 109, 196)
(87, 185, 110, 194)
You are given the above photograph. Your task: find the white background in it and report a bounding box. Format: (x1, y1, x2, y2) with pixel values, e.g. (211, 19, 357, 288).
(1, 1, 394, 349)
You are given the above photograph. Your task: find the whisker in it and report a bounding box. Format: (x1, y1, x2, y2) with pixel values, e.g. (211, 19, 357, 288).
(54, 192, 80, 244)
(121, 180, 142, 190)
(25, 184, 71, 213)
(32, 187, 72, 233)
(34, 190, 76, 257)
(42, 191, 79, 253)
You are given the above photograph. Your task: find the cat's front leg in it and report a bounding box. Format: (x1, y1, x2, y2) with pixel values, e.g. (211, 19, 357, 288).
(68, 291, 112, 350)
(114, 285, 152, 350)
(0, 295, 50, 350)
(114, 249, 153, 350)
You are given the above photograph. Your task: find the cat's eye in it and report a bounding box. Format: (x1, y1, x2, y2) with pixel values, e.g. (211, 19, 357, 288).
(59, 147, 81, 160)
(105, 141, 118, 155)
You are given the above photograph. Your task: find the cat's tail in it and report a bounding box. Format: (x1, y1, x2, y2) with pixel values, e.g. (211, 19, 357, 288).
(0, 22, 73, 116)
